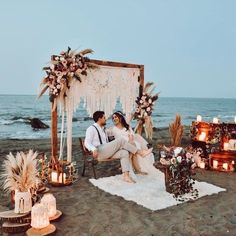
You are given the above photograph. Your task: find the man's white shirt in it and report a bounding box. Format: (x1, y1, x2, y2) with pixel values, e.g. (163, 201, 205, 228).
(84, 123, 107, 152)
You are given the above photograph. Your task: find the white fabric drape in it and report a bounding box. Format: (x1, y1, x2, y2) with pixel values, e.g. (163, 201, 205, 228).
(62, 66, 140, 162)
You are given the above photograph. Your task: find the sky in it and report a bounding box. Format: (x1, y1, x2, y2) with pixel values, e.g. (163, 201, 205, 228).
(0, 0, 235, 98)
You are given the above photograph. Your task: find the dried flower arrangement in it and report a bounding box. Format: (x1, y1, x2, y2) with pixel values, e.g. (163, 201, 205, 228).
(133, 82, 159, 139)
(160, 146, 199, 200)
(1, 150, 40, 193)
(169, 114, 184, 147)
(38, 47, 97, 107)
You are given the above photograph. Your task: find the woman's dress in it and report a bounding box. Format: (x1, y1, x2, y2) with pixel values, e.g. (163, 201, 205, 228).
(111, 126, 159, 176)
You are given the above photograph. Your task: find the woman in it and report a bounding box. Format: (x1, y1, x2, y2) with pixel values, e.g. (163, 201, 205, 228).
(110, 111, 158, 176)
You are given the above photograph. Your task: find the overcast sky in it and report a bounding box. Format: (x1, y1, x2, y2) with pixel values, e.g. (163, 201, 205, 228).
(0, 0, 235, 98)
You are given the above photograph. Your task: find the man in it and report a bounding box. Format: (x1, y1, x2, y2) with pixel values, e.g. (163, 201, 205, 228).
(85, 111, 152, 183)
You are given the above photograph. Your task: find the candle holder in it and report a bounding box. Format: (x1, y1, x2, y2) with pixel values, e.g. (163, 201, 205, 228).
(31, 203, 49, 229)
(41, 194, 57, 218)
(26, 224, 56, 236)
(209, 151, 236, 172)
(48, 160, 73, 186)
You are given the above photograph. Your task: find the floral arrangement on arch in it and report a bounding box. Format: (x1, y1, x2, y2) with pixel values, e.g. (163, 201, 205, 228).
(133, 82, 159, 140)
(159, 146, 199, 200)
(39, 47, 97, 107)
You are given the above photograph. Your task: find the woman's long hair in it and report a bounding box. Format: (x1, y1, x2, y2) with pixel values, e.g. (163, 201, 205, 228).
(113, 111, 130, 131)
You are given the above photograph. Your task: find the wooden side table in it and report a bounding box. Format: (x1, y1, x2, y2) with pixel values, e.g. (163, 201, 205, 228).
(0, 210, 31, 233)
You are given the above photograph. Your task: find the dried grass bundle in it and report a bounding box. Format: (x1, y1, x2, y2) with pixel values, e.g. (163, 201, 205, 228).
(134, 120, 144, 136)
(1, 150, 40, 193)
(144, 116, 153, 140)
(169, 114, 184, 147)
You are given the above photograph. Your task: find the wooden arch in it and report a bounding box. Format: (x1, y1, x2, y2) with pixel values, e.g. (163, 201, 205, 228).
(50, 59, 144, 169)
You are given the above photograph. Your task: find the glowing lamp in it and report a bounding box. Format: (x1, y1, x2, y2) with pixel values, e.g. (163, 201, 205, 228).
(199, 132, 206, 141)
(223, 142, 230, 151)
(199, 162, 205, 169)
(213, 160, 218, 169)
(51, 171, 66, 184)
(41, 193, 57, 218)
(31, 203, 49, 229)
(222, 163, 228, 170)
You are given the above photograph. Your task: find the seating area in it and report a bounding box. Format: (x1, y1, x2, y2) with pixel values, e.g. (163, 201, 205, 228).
(79, 138, 119, 179)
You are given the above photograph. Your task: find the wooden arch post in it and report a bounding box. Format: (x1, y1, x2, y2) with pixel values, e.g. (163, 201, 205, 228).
(51, 103, 59, 169)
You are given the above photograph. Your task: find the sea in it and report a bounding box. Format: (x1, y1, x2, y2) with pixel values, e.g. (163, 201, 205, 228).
(0, 95, 235, 140)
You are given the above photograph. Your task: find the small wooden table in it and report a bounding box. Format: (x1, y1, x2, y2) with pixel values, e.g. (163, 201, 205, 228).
(209, 151, 236, 172)
(0, 210, 31, 233)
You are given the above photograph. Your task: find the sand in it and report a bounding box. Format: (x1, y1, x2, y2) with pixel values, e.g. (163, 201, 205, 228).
(0, 127, 236, 236)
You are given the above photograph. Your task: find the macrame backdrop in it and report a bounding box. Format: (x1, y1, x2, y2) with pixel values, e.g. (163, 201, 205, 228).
(62, 66, 140, 162)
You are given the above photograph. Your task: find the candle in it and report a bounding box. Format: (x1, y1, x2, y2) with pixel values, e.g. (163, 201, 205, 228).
(199, 162, 205, 169)
(213, 117, 219, 124)
(199, 132, 206, 141)
(213, 160, 218, 169)
(196, 115, 202, 122)
(41, 193, 57, 218)
(31, 203, 49, 229)
(223, 142, 230, 151)
(222, 163, 228, 170)
(51, 171, 66, 183)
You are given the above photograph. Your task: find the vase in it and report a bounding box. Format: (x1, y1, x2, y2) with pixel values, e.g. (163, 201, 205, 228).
(14, 191, 32, 213)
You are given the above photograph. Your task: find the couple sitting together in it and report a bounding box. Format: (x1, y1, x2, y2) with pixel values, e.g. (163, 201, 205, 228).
(85, 110, 158, 183)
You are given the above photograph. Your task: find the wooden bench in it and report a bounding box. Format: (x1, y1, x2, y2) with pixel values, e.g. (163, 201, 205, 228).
(79, 137, 119, 179)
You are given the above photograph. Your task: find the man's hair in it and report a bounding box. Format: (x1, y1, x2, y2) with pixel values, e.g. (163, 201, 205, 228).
(93, 111, 105, 122)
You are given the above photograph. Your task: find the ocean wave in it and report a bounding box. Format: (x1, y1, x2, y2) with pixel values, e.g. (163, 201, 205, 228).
(0, 118, 29, 125)
(0, 119, 16, 125)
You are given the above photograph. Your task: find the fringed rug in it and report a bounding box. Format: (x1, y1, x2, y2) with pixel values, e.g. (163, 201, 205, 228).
(89, 172, 226, 211)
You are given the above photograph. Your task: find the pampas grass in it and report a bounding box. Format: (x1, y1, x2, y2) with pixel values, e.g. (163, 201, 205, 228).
(1, 150, 40, 193)
(144, 116, 154, 140)
(169, 114, 184, 147)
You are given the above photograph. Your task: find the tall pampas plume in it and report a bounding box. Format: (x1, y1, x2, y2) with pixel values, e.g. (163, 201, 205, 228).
(1, 150, 40, 193)
(169, 114, 184, 147)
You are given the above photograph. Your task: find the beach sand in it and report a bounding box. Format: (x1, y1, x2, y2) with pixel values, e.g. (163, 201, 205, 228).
(0, 127, 236, 235)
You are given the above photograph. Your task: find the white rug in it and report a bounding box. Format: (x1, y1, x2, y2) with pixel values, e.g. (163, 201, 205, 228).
(89, 172, 226, 211)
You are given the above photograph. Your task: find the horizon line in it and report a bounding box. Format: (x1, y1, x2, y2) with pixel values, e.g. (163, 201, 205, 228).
(0, 93, 235, 99)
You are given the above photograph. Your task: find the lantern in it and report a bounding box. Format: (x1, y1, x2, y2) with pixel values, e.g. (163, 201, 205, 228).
(41, 193, 57, 218)
(31, 203, 49, 229)
(51, 171, 66, 184)
(199, 162, 205, 169)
